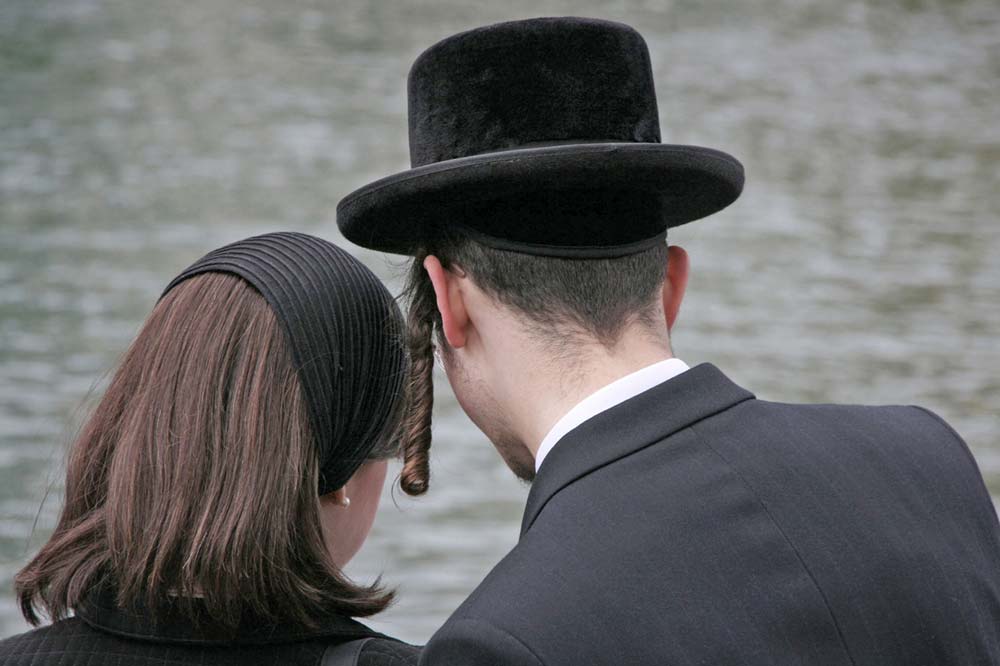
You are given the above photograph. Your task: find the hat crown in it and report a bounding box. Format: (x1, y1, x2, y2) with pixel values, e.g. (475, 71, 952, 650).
(407, 17, 662, 167)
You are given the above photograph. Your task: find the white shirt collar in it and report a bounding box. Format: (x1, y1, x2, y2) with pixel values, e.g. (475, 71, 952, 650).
(534, 358, 690, 472)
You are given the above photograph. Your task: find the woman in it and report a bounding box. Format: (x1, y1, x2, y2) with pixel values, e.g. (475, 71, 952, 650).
(0, 232, 428, 665)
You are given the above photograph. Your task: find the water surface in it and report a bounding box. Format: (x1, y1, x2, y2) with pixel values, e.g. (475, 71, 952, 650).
(1, 0, 998, 641)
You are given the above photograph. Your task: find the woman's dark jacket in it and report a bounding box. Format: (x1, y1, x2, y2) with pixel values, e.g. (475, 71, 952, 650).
(0, 586, 419, 666)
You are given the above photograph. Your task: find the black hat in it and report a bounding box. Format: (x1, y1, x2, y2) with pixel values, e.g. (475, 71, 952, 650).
(337, 16, 744, 258)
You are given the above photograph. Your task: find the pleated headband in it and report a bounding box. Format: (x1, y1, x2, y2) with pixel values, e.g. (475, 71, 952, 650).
(160, 231, 407, 495)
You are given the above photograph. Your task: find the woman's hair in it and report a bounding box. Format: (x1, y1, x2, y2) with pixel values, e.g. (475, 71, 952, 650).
(16, 272, 404, 628)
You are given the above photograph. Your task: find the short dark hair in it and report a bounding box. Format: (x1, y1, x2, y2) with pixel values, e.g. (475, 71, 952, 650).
(435, 235, 668, 345)
(16, 272, 401, 629)
(396, 230, 668, 494)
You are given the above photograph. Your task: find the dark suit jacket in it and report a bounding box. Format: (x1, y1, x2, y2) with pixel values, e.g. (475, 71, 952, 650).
(421, 363, 1000, 665)
(0, 584, 419, 666)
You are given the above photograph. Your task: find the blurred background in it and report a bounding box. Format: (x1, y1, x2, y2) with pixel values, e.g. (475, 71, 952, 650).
(1, 0, 998, 642)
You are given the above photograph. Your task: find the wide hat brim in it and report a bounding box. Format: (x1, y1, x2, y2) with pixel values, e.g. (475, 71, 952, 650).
(337, 142, 744, 258)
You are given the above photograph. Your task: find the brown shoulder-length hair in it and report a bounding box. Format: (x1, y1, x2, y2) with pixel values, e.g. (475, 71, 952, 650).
(16, 271, 405, 628)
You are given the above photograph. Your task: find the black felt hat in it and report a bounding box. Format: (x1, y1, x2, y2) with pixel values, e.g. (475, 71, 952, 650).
(337, 16, 744, 258)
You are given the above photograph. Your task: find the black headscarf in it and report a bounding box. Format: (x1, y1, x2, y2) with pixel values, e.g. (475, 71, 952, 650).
(161, 231, 406, 495)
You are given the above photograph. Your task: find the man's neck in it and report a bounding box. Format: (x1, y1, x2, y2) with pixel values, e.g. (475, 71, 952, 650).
(497, 334, 675, 460)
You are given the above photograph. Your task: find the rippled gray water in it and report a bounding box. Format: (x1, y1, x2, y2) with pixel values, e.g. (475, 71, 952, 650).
(1, 0, 998, 642)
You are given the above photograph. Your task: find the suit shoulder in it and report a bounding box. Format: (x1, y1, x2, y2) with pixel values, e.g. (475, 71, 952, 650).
(907, 404, 979, 463)
(735, 399, 983, 471)
(729, 399, 970, 452)
(421, 617, 542, 666)
(707, 399, 996, 529)
(737, 396, 932, 425)
(359, 637, 421, 666)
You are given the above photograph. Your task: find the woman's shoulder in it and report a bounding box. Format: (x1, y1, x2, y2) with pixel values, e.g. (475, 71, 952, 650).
(0, 616, 418, 666)
(360, 637, 421, 664)
(331, 636, 420, 666)
(0, 617, 93, 663)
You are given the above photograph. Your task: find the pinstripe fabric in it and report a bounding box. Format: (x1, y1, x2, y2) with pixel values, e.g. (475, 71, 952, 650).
(421, 363, 1000, 665)
(160, 232, 406, 495)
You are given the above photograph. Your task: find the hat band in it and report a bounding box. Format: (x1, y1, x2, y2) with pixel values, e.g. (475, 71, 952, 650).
(444, 138, 655, 164)
(443, 188, 668, 258)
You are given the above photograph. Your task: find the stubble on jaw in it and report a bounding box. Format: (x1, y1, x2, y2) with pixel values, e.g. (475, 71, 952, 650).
(445, 350, 537, 483)
(467, 374, 537, 483)
(489, 428, 537, 483)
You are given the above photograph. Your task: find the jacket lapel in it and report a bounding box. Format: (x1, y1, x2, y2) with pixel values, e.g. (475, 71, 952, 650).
(520, 363, 754, 536)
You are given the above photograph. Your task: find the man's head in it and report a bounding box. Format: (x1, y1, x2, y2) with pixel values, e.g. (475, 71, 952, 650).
(400, 230, 690, 481)
(341, 17, 743, 489)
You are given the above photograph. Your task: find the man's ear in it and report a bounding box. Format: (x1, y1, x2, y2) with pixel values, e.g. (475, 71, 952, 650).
(424, 255, 468, 348)
(662, 245, 689, 331)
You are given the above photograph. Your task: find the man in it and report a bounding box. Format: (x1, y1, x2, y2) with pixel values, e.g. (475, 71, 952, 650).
(338, 17, 1000, 665)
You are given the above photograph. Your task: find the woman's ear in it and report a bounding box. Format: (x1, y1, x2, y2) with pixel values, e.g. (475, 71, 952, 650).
(662, 245, 689, 331)
(423, 255, 469, 348)
(322, 487, 350, 508)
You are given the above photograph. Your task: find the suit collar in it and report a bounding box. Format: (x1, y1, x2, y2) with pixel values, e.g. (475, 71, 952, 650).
(521, 363, 754, 536)
(535, 358, 691, 473)
(75, 583, 385, 646)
